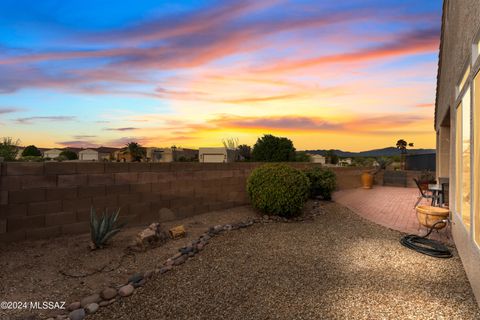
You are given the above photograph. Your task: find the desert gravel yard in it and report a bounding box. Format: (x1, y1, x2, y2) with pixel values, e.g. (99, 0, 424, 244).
(93, 202, 480, 320)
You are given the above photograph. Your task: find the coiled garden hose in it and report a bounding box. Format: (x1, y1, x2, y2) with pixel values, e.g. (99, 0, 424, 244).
(400, 220, 452, 259)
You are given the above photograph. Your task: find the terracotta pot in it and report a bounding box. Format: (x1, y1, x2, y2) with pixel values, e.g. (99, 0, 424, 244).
(361, 172, 374, 189)
(416, 205, 449, 229)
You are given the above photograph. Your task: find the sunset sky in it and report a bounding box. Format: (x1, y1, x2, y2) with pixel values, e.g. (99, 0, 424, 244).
(0, 0, 441, 151)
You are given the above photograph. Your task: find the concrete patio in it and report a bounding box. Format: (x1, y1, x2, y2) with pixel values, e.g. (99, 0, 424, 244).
(333, 186, 451, 242)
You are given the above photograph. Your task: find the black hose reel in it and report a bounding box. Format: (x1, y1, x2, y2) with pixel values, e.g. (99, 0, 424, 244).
(400, 220, 452, 259)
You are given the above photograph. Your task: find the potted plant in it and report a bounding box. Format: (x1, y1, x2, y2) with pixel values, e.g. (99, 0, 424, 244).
(417, 170, 436, 191)
(361, 157, 392, 189)
(361, 170, 374, 189)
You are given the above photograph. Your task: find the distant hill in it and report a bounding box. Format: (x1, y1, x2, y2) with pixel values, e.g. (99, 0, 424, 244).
(304, 147, 436, 158)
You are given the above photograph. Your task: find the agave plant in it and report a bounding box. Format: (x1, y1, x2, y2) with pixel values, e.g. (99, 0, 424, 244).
(89, 207, 125, 250)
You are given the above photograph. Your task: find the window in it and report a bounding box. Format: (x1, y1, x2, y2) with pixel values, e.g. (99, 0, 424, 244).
(456, 102, 463, 217)
(474, 72, 480, 245)
(458, 66, 471, 97)
(473, 30, 480, 64)
(456, 88, 472, 231)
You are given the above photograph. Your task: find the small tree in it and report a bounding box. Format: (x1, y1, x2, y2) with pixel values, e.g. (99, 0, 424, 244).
(0, 137, 20, 161)
(237, 144, 252, 161)
(22, 145, 41, 157)
(252, 134, 296, 162)
(325, 150, 338, 165)
(60, 150, 78, 160)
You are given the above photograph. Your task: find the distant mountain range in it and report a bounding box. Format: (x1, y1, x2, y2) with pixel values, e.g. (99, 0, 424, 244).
(304, 147, 436, 158)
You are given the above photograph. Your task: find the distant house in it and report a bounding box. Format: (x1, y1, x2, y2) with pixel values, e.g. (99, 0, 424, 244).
(338, 158, 352, 166)
(176, 148, 199, 162)
(199, 147, 235, 163)
(146, 147, 163, 162)
(79, 147, 118, 161)
(43, 148, 63, 159)
(308, 154, 326, 164)
(78, 149, 99, 161)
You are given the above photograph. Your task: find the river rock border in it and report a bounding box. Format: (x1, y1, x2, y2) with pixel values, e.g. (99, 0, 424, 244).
(46, 202, 325, 320)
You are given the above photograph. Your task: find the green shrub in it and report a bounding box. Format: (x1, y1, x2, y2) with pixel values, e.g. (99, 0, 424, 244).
(304, 167, 336, 200)
(0, 137, 20, 161)
(247, 163, 310, 217)
(60, 150, 78, 160)
(22, 145, 41, 157)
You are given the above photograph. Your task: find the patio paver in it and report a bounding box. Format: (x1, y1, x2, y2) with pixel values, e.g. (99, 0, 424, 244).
(333, 186, 450, 242)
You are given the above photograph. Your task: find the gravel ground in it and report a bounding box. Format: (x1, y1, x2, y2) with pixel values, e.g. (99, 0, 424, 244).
(0, 207, 255, 319)
(93, 202, 480, 320)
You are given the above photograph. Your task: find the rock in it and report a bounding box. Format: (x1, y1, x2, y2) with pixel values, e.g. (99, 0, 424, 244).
(188, 251, 195, 257)
(99, 298, 116, 307)
(224, 224, 232, 230)
(128, 272, 144, 284)
(67, 301, 81, 311)
(80, 294, 100, 307)
(179, 246, 194, 254)
(85, 303, 99, 314)
(202, 234, 211, 240)
(101, 287, 117, 300)
(197, 243, 204, 251)
(136, 223, 169, 250)
(68, 308, 85, 320)
(160, 266, 172, 274)
(165, 259, 174, 266)
(263, 215, 269, 220)
(144, 270, 154, 279)
(172, 252, 182, 259)
(133, 279, 147, 288)
(98, 300, 109, 307)
(173, 255, 187, 266)
(118, 284, 135, 297)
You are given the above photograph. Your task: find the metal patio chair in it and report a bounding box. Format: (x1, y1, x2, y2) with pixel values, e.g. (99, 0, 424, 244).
(413, 178, 434, 208)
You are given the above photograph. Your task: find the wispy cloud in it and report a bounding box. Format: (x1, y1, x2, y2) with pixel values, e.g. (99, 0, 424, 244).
(0, 107, 24, 115)
(56, 140, 99, 148)
(104, 127, 139, 131)
(15, 116, 76, 124)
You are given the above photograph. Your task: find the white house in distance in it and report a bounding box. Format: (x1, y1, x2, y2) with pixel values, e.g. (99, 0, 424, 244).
(79, 147, 118, 161)
(199, 147, 236, 163)
(43, 148, 63, 159)
(308, 154, 326, 164)
(338, 158, 352, 166)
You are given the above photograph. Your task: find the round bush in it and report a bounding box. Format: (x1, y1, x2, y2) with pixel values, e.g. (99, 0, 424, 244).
(247, 164, 310, 217)
(303, 167, 336, 200)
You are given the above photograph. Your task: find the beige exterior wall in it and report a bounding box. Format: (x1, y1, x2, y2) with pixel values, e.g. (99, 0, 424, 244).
(43, 149, 62, 159)
(199, 147, 235, 163)
(78, 149, 99, 161)
(435, 0, 480, 306)
(309, 154, 326, 164)
(0, 162, 369, 242)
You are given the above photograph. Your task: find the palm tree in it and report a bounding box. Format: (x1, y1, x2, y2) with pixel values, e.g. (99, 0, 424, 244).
(124, 142, 146, 162)
(396, 139, 414, 170)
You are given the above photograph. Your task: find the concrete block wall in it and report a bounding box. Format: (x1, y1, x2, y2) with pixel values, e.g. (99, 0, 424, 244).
(0, 162, 367, 242)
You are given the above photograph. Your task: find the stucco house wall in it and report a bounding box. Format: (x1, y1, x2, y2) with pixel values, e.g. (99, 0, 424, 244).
(435, 0, 480, 305)
(78, 149, 99, 161)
